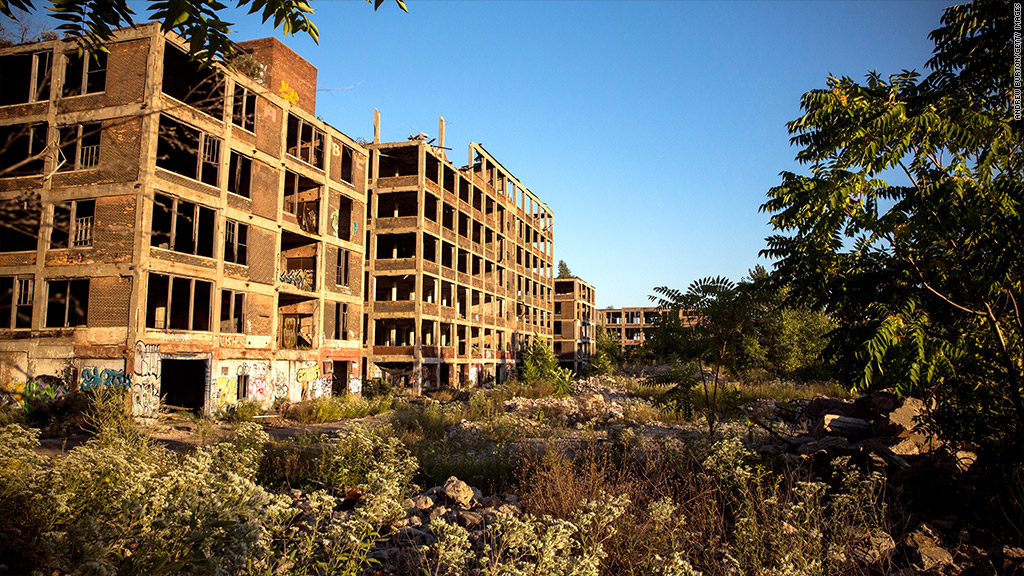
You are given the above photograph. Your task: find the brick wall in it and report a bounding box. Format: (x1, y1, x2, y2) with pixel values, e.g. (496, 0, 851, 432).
(59, 38, 149, 113)
(247, 292, 274, 335)
(87, 276, 132, 327)
(251, 159, 278, 220)
(94, 195, 135, 262)
(237, 38, 317, 116)
(254, 98, 282, 157)
(52, 116, 143, 189)
(248, 226, 276, 285)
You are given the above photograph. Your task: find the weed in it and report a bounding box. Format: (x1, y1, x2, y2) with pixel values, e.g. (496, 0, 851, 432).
(227, 397, 262, 422)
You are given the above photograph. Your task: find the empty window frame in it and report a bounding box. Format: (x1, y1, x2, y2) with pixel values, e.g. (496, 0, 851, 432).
(150, 192, 216, 257)
(0, 195, 41, 251)
(285, 113, 325, 169)
(51, 199, 95, 248)
(220, 289, 244, 333)
(0, 276, 34, 329)
(44, 278, 89, 328)
(161, 44, 224, 118)
(326, 301, 349, 340)
(57, 123, 101, 171)
(156, 115, 221, 186)
(145, 272, 212, 331)
(62, 51, 106, 97)
(231, 84, 256, 132)
(224, 219, 248, 265)
(336, 248, 350, 287)
(0, 51, 51, 105)
(0, 123, 47, 176)
(227, 151, 252, 197)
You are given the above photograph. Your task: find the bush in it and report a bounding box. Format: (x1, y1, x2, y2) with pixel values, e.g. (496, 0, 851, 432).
(227, 397, 263, 422)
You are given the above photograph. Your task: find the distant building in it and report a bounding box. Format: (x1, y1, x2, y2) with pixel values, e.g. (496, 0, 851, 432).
(363, 119, 555, 391)
(0, 25, 367, 413)
(553, 277, 595, 372)
(599, 306, 696, 351)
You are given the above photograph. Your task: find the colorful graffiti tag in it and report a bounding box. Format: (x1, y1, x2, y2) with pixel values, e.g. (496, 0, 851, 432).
(132, 341, 161, 417)
(79, 367, 130, 391)
(0, 375, 70, 408)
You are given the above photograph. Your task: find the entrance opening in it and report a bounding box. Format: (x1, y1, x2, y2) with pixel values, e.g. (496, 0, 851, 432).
(331, 361, 351, 395)
(161, 358, 206, 411)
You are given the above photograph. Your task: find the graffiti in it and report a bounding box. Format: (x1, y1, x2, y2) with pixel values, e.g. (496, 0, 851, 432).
(132, 341, 161, 417)
(249, 377, 274, 402)
(80, 367, 130, 391)
(330, 211, 339, 235)
(279, 80, 300, 106)
(0, 375, 69, 408)
(279, 269, 313, 290)
(348, 376, 362, 396)
(296, 364, 320, 384)
(309, 378, 330, 399)
(213, 377, 238, 412)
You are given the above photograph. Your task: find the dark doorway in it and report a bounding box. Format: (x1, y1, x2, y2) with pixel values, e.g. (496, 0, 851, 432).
(440, 363, 450, 388)
(161, 358, 206, 410)
(331, 361, 350, 396)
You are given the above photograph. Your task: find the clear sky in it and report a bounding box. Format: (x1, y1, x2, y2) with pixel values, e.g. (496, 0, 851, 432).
(172, 0, 950, 307)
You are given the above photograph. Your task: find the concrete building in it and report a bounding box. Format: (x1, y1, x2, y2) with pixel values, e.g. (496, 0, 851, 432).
(363, 117, 554, 391)
(553, 277, 595, 372)
(0, 25, 367, 414)
(600, 306, 697, 351)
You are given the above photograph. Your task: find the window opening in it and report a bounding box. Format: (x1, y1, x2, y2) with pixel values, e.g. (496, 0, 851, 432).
(51, 199, 95, 248)
(0, 51, 50, 105)
(145, 272, 211, 331)
(157, 115, 221, 186)
(286, 113, 325, 169)
(227, 151, 252, 197)
(224, 219, 248, 265)
(231, 84, 256, 132)
(336, 248, 350, 287)
(283, 170, 320, 234)
(0, 276, 34, 329)
(45, 278, 89, 328)
(0, 123, 47, 176)
(0, 194, 41, 251)
(150, 192, 216, 258)
(220, 289, 244, 333)
(161, 44, 224, 118)
(63, 51, 106, 97)
(57, 123, 101, 171)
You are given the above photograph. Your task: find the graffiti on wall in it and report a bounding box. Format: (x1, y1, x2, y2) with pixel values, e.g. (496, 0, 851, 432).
(296, 362, 330, 399)
(80, 367, 130, 391)
(0, 375, 69, 408)
(132, 341, 161, 417)
(213, 377, 238, 412)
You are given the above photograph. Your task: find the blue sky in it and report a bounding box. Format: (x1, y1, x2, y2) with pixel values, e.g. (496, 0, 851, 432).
(180, 0, 947, 307)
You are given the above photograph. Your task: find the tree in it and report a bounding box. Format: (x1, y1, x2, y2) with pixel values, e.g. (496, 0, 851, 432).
(1, 0, 407, 64)
(760, 0, 1022, 455)
(556, 260, 572, 279)
(652, 277, 745, 434)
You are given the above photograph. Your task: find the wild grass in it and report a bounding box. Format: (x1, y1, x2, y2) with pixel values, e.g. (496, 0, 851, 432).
(287, 393, 395, 424)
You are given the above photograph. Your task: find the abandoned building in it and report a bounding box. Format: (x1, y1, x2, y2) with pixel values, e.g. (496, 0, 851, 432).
(0, 24, 368, 414)
(553, 277, 595, 372)
(601, 307, 664, 351)
(364, 116, 555, 391)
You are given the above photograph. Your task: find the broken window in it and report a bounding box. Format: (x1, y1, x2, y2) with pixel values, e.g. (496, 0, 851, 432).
(227, 151, 252, 197)
(0, 194, 40, 251)
(0, 51, 51, 105)
(51, 199, 95, 248)
(231, 84, 256, 132)
(62, 50, 106, 97)
(0, 123, 47, 176)
(324, 301, 348, 340)
(377, 145, 418, 177)
(150, 192, 216, 258)
(285, 113, 325, 169)
(335, 195, 353, 240)
(162, 44, 224, 118)
(283, 170, 320, 234)
(157, 115, 221, 186)
(336, 248, 350, 287)
(0, 276, 34, 329)
(57, 123, 101, 171)
(220, 289, 244, 333)
(224, 219, 247, 265)
(44, 278, 89, 328)
(145, 272, 211, 331)
(339, 143, 354, 184)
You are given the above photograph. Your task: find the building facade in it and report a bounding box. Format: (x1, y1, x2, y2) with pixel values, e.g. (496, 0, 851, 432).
(553, 277, 595, 372)
(600, 306, 696, 352)
(0, 25, 367, 414)
(364, 118, 554, 391)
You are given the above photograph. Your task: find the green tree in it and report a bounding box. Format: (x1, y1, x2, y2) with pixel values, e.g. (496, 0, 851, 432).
(652, 277, 745, 434)
(0, 0, 406, 64)
(556, 260, 573, 279)
(760, 0, 1022, 454)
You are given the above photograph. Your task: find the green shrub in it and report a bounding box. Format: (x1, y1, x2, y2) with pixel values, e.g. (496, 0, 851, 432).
(227, 397, 263, 422)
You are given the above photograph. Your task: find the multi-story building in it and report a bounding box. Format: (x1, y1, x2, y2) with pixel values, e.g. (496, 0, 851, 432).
(363, 117, 554, 391)
(553, 276, 595, 372)
(600, 306, 698, 351)
(0, 25, 367, 414)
